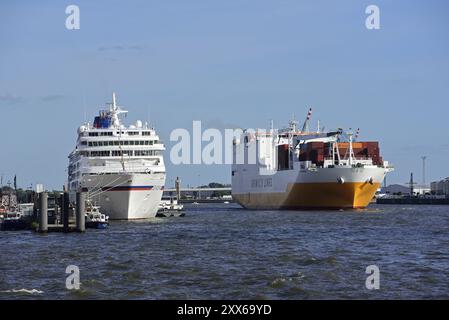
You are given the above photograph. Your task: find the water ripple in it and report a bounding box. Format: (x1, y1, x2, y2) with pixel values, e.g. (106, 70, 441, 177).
(1, 203, 448, 299)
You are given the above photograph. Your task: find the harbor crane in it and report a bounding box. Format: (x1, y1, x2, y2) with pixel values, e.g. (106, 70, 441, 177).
(301, 107, 312, 132)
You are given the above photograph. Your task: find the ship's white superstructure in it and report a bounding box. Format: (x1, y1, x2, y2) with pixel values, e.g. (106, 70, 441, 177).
(68, 93, 166, 219)
(232, 111, 394, 210)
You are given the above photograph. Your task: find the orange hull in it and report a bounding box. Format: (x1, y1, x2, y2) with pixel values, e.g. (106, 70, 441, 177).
(233, 182, 381, 210)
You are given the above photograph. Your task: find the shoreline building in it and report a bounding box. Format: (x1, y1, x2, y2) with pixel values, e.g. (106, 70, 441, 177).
(431, 178, 449, 196)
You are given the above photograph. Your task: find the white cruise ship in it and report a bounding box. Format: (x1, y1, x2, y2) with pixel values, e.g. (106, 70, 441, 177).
(68, 93, 166, 219)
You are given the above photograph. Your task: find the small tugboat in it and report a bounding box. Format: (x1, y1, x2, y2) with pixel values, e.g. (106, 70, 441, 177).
(85, 203, 109, 229)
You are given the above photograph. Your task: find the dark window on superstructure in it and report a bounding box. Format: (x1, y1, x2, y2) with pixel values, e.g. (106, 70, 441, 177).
(134, 150, 162, 157)
(81, 141, 87, 145)
(89, 132, 99, 137)
(135, 150, 150, 156)
(142, 131, 151, 136)
(90, 151, 110, 157)
(85, 139, 158, 147)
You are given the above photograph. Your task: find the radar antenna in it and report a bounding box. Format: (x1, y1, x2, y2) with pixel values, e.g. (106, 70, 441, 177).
(107, 92, 128, 128)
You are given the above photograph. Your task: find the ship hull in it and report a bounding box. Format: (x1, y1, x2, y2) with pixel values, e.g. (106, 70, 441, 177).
(232, 166, 386, 210)
(76, 173, 165, 220)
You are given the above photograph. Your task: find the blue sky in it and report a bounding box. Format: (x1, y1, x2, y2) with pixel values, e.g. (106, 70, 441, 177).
(1, 0, 448, 189)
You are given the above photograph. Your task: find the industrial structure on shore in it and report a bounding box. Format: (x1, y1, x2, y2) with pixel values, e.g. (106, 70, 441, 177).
(431, 178, 449, 196)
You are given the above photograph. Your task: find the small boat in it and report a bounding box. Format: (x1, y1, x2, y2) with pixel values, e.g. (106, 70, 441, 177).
(156, 197, 185, 217)
(1, 211, 29, 231)
(85, 205, 109, 229)
(0, 178, 32, 231)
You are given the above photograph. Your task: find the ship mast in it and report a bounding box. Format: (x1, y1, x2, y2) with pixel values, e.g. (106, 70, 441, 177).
(7, 181, 12, 211)
(108, 92, 128, 128)
(108, 92, 127, 172)
(288, 115, 298, 170)
(348, 131, 355, 166)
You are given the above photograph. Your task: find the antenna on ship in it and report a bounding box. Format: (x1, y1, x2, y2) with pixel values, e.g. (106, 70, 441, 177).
(83, 94, 87, 124)
(112, 91, 117, 109)
(288, 114, 298, 132)
(301, 107, 312, 132)
(348, 130, 354, 166)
